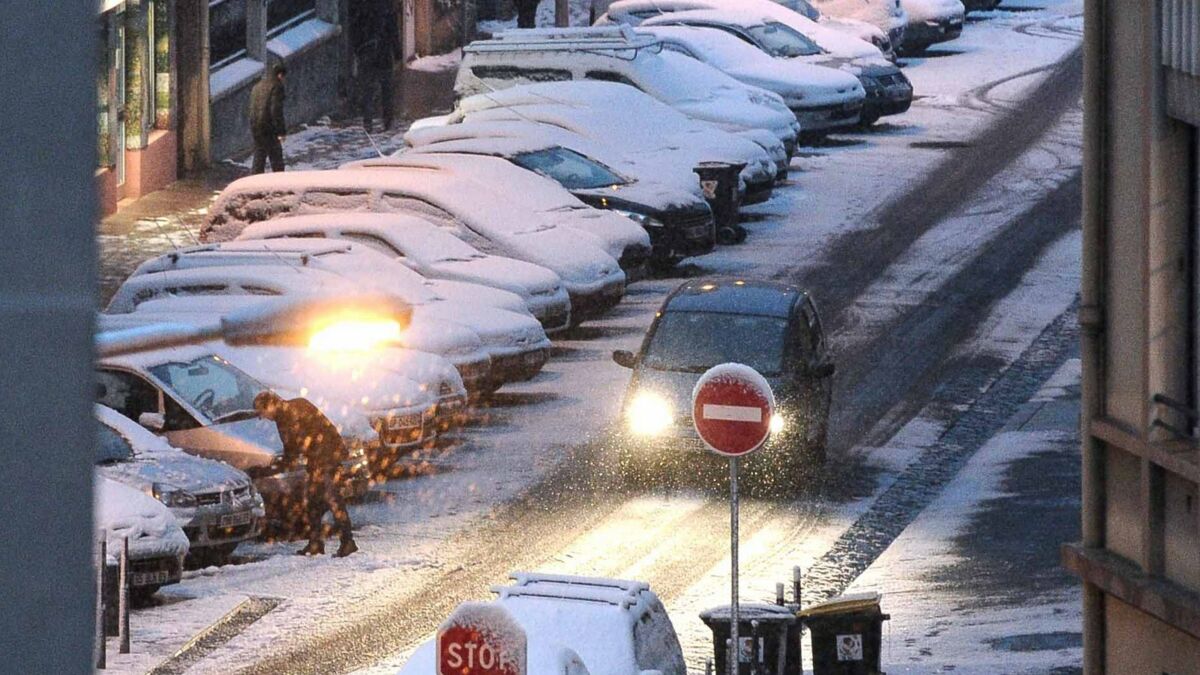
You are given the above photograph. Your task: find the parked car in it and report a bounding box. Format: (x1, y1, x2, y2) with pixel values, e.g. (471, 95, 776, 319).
(399, 573, 686, 675)
(782, 0, 899, 60)
(799, 0, 908, 53)
(96, 404, 264, 565)
(640, 24, 867, 133)
(340, 152, 654, 273)
(201, 169, 628, 323)
(611, 278, 834, 484)
(426, 80, 780, 203)
(399, 133, 717, 267)
(120, 242, 552, 392)
(94, 474, 190, 603)
(94, 345, 372, 517)
(898, 0, 964, 53)
(457, 27, 802, 159)
(100, 306, 452, 474)
(636, 8, 912, 125)
(237, 213, 574, 333)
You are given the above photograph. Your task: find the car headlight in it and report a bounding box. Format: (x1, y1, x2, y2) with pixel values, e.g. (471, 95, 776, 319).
(626, 392, 674, 436)
(770, 413, 785, 434)
(612, 208, 665, 228)
(152, 482, 198, 508)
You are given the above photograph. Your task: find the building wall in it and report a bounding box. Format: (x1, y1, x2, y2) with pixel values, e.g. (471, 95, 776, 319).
(1069, 0, 1200, 669)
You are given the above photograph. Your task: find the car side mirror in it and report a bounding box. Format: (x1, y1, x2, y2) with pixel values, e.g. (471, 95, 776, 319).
(612, 349, 637, 369)
(812, 361, 836, 379)
(138, 412, 166, 432)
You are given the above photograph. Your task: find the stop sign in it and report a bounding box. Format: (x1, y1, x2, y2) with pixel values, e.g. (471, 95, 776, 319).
(437, 602, 527, 675)
(692, 363, 775, 457)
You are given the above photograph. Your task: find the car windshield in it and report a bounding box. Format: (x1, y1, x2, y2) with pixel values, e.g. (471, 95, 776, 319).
(96, 424, 135, 464)
(148, 355, 265, 424)
(747, 22, 823, 57)
(642, 311, 788, 375)
(510, 148, 629, 190)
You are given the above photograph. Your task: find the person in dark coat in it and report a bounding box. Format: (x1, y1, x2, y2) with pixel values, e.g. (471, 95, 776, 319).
(514, 0, 540, 28)
(254, 391, 358, 557)
(350, 0, 402, 132)
(249, 63, 288, 174)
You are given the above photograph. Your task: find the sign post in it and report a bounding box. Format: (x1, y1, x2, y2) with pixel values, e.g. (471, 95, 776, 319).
(437, 602, 527, 675)
(693, 364, 775, 675)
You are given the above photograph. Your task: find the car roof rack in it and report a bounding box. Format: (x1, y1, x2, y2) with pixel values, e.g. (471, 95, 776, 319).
(491, 572, 651, 611)
(467, 25, 659, 53)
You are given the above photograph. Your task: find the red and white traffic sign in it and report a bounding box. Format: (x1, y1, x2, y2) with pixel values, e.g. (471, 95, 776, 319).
(692, 363, 775, 457)
(437, 602, 527, 675)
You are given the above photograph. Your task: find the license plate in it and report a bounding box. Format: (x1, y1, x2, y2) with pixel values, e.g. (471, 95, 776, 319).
(131, 570, 171, 587)
(388, 414, 421, 430)
(219, 511, 253, 528)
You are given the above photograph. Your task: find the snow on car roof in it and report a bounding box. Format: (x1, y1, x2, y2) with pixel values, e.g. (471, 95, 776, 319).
(639, 4, 882, 58)
(239, 213, 489, 264)
(106, 263, 362, 314)
(96, 341, 221, 371)
(96, 403, 178, 454)
(495, 572, 653, 617)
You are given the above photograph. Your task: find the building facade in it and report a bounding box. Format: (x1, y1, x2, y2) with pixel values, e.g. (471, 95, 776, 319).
(1064, 0, 1200, 672)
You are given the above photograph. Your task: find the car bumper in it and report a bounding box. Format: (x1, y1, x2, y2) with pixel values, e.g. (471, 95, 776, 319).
(903, 16, 964, 48)
(792, 101, 863, 133)
(446, 354, 494, 394)
(650, 215, 717, 263)
(862, 79, 914, 119)
(566, 277, 626, 322)
(434, 392, 469, 431)
(527, 291, 572, 335)
(488, 344, 551, 385)
(178, 503, 265, 550)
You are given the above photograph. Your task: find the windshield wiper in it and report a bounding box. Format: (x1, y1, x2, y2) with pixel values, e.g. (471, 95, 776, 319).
(212, 409, 260, 424)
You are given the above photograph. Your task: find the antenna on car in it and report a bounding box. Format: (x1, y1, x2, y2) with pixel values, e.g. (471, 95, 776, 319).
(170, 214, 201, 246)
(361, 126, 387, 158)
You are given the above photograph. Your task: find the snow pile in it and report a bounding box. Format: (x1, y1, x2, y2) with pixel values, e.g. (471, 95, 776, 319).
(210, 58, 265, 99)
(266, 18, 337, 58)
(407, 48, 463, 72)
(94, 475, 190, 567)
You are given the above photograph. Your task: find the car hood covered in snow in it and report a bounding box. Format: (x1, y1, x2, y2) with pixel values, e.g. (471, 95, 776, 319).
(94, 475, 190, 565)
(901, 0, 963, 24)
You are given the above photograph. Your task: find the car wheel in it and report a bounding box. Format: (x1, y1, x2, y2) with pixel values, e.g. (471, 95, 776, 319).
(130, 586, 160, 607)
(191, 542, 238, 568)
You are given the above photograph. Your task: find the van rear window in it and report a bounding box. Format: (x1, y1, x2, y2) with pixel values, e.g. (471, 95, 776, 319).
(472, 66, 572, 83)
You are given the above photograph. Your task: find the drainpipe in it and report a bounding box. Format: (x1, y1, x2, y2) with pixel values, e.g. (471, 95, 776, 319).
(1078, 0, 1107, 669)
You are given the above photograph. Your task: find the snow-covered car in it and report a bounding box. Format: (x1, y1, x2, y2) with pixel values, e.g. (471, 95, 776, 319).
(640, 24, 867, 133)
(100, 304, 454, 474)
(94, 346, 372, 514)
(120, 243, 552, 392)
(457, 27, 802, 158)
(798, 0, 907, 53)
(398, 573, 686, 675)
(898, 0, 964, 53)
(427, 80, 780, 204)
(94, 474, 190, 602)
(237, 213, 574, 333)
(96, 405, 264, 565)
(340, 153, 653, 272)
(201, 170, 628, 323)
(400, 130, 717, 266)
(636, 7, 912, 124)
(611, 278, 833, 484)
(782, 0, 899, 60)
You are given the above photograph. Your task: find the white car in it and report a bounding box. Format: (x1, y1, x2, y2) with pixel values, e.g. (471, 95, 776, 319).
(782, 0, 899, 60)
(898, 0, 964, 53)
(341, 152, 653, 272)
(96, 404, 265, 565)
(115, 247, 552, 392)
(457, 27, 802, 156)
(430, 80, 782, 203)
(798, 0, 908, 52)
(95, 474, 191, 603)
(640, 24, 866, 132)
(201, 169, 628, 323)
(398, 573, 686, 675)
(238, 213, 574, 333)
(635, 7, 913, 124)
(400, 129, 717, 266)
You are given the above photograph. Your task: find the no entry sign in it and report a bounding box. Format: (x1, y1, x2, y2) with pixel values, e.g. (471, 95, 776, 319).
(437, 602, 527, 675)
(692, 363, 776, 457)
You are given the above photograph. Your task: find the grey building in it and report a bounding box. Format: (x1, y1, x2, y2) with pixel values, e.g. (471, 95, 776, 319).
(1063, 0, 1200, 671)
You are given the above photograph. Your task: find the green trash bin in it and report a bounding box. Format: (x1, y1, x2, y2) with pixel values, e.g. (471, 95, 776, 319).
(699, 603, 797, 675)
(799, 591, 889, 675)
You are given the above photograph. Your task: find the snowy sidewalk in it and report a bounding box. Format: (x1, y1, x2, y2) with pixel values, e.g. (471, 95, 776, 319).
(844, 358, 1082, 673)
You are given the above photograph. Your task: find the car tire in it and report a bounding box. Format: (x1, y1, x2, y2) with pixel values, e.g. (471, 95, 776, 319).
(859, 111, 881, 128)
(130, 586, 160, 607)
(190, 542, 238, 568)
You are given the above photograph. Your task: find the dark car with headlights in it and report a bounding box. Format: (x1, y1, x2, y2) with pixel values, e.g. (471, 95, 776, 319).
(612, 278, 834, 484)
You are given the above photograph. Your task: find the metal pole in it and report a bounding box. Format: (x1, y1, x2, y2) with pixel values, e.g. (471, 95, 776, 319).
(96, 534, 107, 670)
(118, 537, 130, 654)
(729, 456, 740, 675)
(555, 0, 569, 26)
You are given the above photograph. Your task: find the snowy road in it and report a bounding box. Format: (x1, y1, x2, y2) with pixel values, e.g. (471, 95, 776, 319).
(103, 3, 1087, 673)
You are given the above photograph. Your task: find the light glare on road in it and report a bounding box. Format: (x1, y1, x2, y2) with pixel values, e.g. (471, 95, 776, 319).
(627, 391, 674, 436)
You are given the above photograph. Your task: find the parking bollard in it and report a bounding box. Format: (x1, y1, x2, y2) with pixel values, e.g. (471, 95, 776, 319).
(95, 532, 106, 670)
(119, 537, 130, 654)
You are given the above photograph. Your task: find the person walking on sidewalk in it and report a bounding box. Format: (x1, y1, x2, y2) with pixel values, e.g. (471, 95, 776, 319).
(249, 63, 288, 173)
(515, 0, 540, 28)
(254, 391, 359, 558)
(350, 0, 402, 133)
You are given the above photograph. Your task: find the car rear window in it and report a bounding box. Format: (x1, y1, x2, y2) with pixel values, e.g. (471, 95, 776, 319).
(472, 66, 572, 83)
(642, 311, 788, 375)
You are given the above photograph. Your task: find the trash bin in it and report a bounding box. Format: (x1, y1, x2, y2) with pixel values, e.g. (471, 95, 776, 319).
(700, 603, 797, 675)
(798, 591, 889, 675)
(693, 161, 747, 244)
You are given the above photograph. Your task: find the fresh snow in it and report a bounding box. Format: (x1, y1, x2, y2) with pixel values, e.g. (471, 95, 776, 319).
(266, 17, 338, 58)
